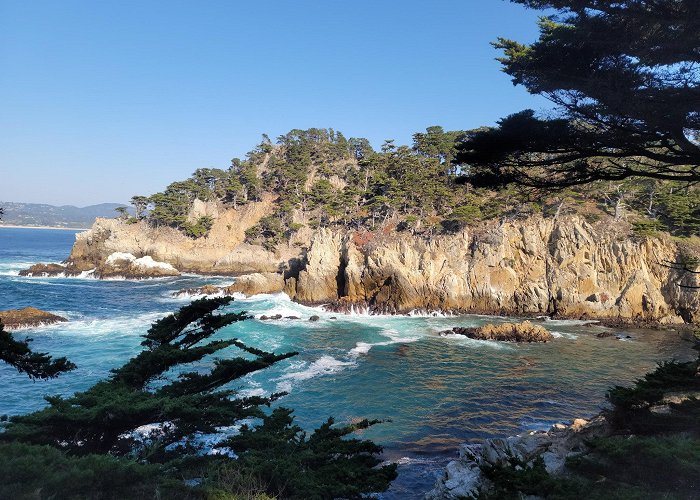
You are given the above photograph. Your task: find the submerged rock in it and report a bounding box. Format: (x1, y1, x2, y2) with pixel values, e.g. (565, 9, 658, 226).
(19, 263, 79, 277)
(446, 321, 553, 342)
(0, 307, 68, 329)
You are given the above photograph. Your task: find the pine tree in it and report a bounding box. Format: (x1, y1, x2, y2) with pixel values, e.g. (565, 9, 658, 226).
(0, 321, 75, 379)
(458, 0, 699, 188)
(2, 298, 397, 498)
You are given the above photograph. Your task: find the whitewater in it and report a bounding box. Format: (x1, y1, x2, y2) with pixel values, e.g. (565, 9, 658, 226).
(0, 227, 696, 498)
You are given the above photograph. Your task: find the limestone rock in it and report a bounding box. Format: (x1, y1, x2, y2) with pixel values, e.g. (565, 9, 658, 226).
(0, 307, 68, 329)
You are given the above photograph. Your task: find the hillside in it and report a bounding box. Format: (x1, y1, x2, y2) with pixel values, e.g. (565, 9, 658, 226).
(20, 127, 700, 323)
(0, 201, 129, 228)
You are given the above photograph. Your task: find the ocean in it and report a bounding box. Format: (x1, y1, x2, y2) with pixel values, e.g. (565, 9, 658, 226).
(0, 226, 696, 498)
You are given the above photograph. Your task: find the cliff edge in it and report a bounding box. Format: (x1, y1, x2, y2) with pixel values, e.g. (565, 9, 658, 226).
(23, 206, 700, 324)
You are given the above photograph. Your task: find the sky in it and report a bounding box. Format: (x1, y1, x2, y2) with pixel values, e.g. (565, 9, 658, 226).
(0, 0, 549, 206)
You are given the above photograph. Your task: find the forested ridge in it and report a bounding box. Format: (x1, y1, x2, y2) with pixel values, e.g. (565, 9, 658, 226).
(125, 127, 700, 248)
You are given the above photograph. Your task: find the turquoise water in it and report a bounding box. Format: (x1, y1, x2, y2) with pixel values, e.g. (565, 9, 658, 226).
(0, 227, 696, 498)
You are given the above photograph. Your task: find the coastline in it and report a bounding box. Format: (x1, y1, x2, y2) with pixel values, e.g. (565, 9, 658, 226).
(0, 224, 88, 231)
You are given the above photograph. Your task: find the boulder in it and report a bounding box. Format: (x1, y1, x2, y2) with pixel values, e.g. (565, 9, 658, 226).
(18, 263, 79, 277)
(447, 321, 553, 342)
(309, 315, 320, 322)
(0, 307, 68, 329)
(97, 252, 179, 279)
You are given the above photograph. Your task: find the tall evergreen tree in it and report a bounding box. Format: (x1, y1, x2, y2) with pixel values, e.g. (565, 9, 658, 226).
(457, 0, 700, 188)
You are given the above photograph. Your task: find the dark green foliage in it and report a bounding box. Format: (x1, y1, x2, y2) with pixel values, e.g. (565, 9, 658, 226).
(479, 355, 700, 499)
(566, 435, 700, 498)
(4, 298, 294, 456)
(606, 357, 700, 435)
(114, 206, 129, 219)
(0, 321, 75, 379)
(478, 456, 576, 500)
(458, 1, 700, 188)
(245, 215, 286, 251)
(181, 216, 215, 238)
(133, 124, 700, 241)
(225, 408, 397, 500)
(0, 441, 193, 500)
(442, 204, 484, 232)
(631, 218, 665, 237)
(130, 195, 149, 219)
(2, 298, 396, 499)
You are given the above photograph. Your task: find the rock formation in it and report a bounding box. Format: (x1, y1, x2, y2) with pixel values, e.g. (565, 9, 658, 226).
(290, 217, 699, 323)
(0, 307, 68, 329)
(21, 206, 700, 324)
(425, 416, 611, 499)
(174, 273, 285, 298)
(445, 321, 553, 342)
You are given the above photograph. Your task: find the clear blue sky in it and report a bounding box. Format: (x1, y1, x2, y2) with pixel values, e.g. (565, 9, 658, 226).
(1, 0, 548, 206)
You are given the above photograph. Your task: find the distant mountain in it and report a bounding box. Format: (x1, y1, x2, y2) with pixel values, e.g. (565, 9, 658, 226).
(0, 201, 129, 228)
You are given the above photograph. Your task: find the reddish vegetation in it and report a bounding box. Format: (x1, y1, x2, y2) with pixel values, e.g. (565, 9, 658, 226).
(352, 230, 374, 250)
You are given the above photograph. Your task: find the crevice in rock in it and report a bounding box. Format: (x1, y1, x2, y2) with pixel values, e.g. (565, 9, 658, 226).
(335, 246, 348, 299)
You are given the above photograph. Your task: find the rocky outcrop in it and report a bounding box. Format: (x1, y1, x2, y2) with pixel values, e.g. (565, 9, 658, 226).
(98, 252, 180, 278)
(0, 307, 68, 329)
(426, 416, 611, 499)
(22, 208, 700, 323)
(225, 272, 285, 296)
(25, 196, 308, 277)
(288, 217, 700, 323)
(21, 252, 180, 279)
(446, 321, 553, 342)
(19, 263, 82, 277)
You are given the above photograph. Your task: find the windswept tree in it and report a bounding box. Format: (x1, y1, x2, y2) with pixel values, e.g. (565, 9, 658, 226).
(1, 298, 397, 499)
(130, 195, 149, 219)
(457, 0, 700, 188)
(0, 322, 75, 379)
(114, 206, 129, 219)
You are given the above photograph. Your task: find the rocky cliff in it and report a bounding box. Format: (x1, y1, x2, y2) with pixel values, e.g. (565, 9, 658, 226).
(292, 218, 700, 323)
(25, 205, 700, 323)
